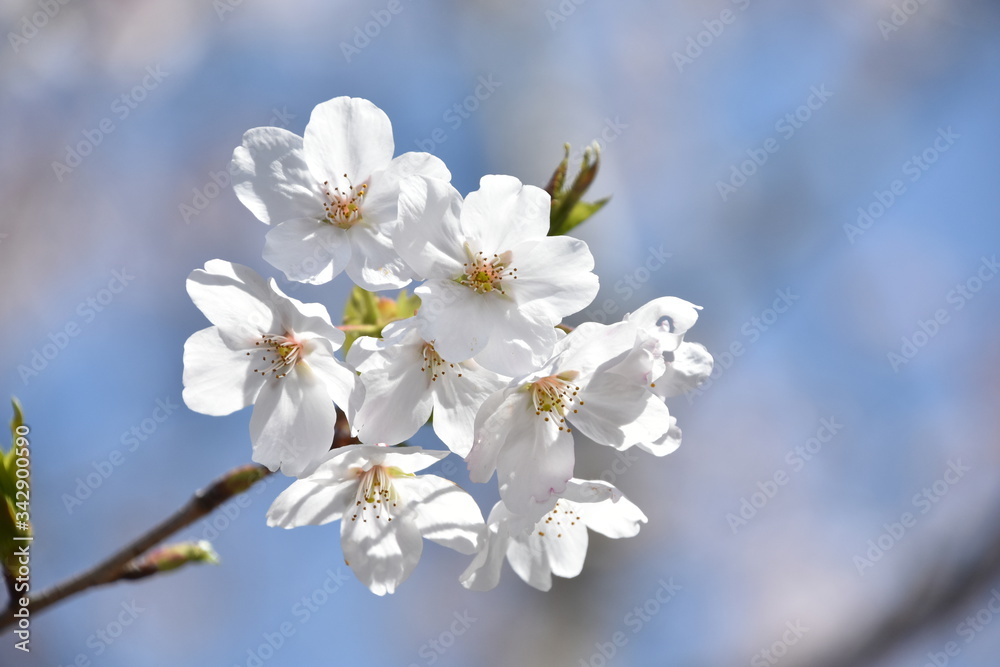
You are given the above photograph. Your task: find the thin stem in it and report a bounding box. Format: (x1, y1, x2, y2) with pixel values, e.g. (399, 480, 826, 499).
(0, 463, 272, 629)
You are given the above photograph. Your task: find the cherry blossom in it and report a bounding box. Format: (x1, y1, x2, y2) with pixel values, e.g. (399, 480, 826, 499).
(267, 444, 484, 595)
(460, 479, 646, 591)
(347, 318, 509, 456)
(182, 260, 358, 476)
(395, 174, 599, 375)
(231, 96, 450, 290)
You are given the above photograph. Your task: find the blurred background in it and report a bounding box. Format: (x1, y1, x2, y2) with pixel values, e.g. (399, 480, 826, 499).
(2, 0, 1000, 665)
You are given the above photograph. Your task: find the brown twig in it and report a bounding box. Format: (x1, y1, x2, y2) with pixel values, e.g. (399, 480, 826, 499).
(0, 463, 272, 628)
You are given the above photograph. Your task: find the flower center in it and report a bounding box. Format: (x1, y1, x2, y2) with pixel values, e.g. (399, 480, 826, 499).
(528, 371, 582, 431)
(322, 175, 367, 230)
(248, 333, 303, 379)
(535, 499, 582, 539)
(457, 245, 516, 295)
(350, 465, 405, 523)
(420, 342, 462, 382)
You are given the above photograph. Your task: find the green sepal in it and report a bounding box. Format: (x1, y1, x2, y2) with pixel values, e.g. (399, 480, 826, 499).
(546, 143, 610, 236)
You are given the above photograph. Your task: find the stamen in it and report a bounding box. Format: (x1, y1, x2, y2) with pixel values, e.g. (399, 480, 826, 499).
(528, 371, 581, 421)
(457, 245, 516, 295)
(321, 174, 368, 229)
(351, 465, 400, 523)
(249, 334, 303, 379)
(419, 342, 453, 382)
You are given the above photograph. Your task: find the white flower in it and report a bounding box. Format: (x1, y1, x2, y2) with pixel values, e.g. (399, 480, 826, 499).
(395, 174, 600, 375)
(267, 444, 485, 596)
(460, 479, 646, 592)
(614, 297, 713, 456)
(624, 297, 713, 399)
(347, 318, 509, 456)
(466, 321, 672, 513)
(231, 96, 450, 290)
(182, 260, 359, 476)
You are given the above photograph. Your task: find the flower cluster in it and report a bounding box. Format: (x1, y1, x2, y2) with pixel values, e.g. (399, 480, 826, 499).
(182, 96, 713, 595)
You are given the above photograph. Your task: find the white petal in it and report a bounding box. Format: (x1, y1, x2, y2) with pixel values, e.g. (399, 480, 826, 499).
(394, 475, 484, 554)
(653, 342, 714, 398)
(266, 477, 355, 527)
(395, 176, 467, 278)
(505, 530, 552, 591)
(303, 338, 360, 411)
(340, 505, 422, 596)
(471, 310, 559, 377)
(414, 280, 493, 362)
(466, 388, 524, 484)
(509, 235, 598, 321)
(249, 369, 338, 477)
(635, 416, 682, 457)
(496, 415, 574, 515)
(375, 446, 450, 475)
(263, 218, 352, 285)
(361, 152, 451, 228)
(574, 494, 647, 539)
(303, 97, 394, 185)
(534, 504, 589, 579)
(182, 327, 262, 416)
(626, 297, 701, 352)
(459, 510, 510, 592)
(186, 260, 275, 345)
(461, 175, 550, 253)
(348, 333, 434, 445)
(552, 321, 637, 379)
(571, 373, 671, 449)
(345, 225, 413, 291)
(231, 127, 324, 225)
(431, 359, 509, 457)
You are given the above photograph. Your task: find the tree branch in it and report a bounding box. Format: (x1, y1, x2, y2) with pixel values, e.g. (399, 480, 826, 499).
(0, 463, 272, 628)
(791, 499, 1000, 667)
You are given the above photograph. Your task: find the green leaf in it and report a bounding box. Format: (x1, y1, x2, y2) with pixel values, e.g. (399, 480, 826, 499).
(0, 399, 28, 580)
(341, 286, 422, 356)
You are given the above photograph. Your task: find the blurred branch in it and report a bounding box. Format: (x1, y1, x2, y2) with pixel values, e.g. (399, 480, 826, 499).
(0, 462, 272, 628)
(0, 405, 359, 627)
(792, 500, 1000, 667)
